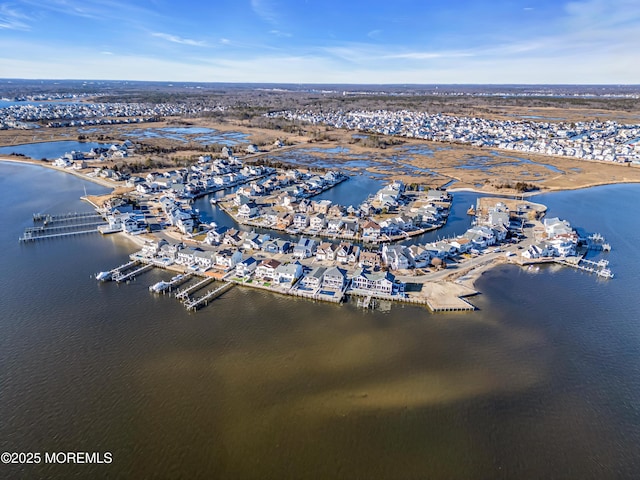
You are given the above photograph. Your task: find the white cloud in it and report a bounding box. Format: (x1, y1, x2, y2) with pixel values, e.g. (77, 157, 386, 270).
(251, 0, 279, 24)
(0, 3, 31, 30)
(151, 32, 208, 47)
(269, 29, 291, 37)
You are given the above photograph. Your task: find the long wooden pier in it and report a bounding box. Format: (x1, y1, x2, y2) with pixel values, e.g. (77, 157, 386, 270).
(21, 211, 107, 242)
(113, 264, 153, 283)
(33, 212, 102, 223)
(175, 277, 216, 300)
(184, 282, 235, 311)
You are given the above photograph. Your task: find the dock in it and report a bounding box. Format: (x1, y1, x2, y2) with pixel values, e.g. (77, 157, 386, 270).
(33, 212, 103, 224)
(149, 273, 193, 294)
(112, 264, 153, 283)
(21, 211, 107, 242)
(184, 282, 235, 311)
(554, 257, 614, 278)
(175, 277, 216, 300)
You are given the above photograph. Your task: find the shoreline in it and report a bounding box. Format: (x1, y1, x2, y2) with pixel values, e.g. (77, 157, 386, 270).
(0, 156, 118, 190)
(5, 157, 622, 311)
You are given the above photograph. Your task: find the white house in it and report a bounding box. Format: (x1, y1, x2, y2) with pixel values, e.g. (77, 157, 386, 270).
(236, 256, 258, 277)
(276, 262, 303, 284)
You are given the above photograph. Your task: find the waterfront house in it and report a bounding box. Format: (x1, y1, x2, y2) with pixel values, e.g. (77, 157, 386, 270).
(236, 256, 258, 278)
(255, 259, 281, 280)
(544, 217, 574, 237)
(313, 199, 332, 214)
(522, 243, 553, 259)
(293, 213, 309, 230)
(350, 268, 400, 295)
(449, 237, 472, 254)
(275, 212, 293, 230)
(322, 266, 347, 290)
(234, 193, 251, 207)
(276, 262, 303, 285)
(362, 220, 382, 242)
(177, 247, 201, 266)
(359, 250, 382, 268)
(262, 239, 291, 255)
(335, 242, 354, 264)
(309, 213, 326, 231)
(382, 244, 414, 270)
(299, 266, 326, 290)
(343, 220, 359, 237)
(347, 244, 361, 264)
(215, 249, 243, 270)
(205, 225, 229, 245)
(222, 228, 243, 246)
(408, 245, 432, 268)
(463, 226, 496, 248)
(173, 211, 195, 235)
(242, 232, 271, 250)
(548, 237, 577, 257)
(427, 189, 450, 202)
(424, 240, 457, 258)
(238, 202, 259, 219)
(193, 250, 216, 270)
(293, 237, 317, 259)
(262, 209, 279, 226)
(326, 217, 344, 234)
(141, 239, 168, 258)
(158, 242, 183, 261)
(122, 213, 148, 235)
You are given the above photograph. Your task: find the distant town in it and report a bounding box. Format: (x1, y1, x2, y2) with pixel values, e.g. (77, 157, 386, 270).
(269, 109, 640, 164)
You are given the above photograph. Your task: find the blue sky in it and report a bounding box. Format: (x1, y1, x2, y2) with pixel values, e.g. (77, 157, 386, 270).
(0, 0, 638, 83)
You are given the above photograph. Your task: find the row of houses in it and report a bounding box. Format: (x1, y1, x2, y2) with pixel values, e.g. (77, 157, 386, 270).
(269, 108, 640, 164)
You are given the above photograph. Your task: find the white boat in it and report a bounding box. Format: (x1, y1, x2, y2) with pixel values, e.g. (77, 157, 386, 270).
(96, 271, 112, 282)
(149, 281, 169, 293)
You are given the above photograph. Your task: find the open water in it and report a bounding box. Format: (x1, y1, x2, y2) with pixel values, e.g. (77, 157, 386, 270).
(1, 162, 640, 479)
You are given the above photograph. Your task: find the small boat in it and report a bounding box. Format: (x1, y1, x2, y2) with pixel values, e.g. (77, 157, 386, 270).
(210, 198, 218, 205)
(467, 204, 476, 215)
(149, 281, 169, 293)
(96, 271, 112, 282)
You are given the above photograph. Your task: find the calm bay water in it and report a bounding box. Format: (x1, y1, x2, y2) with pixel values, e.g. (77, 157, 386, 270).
(1, 162, 640, 479)
(0, 141, 110, 160)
